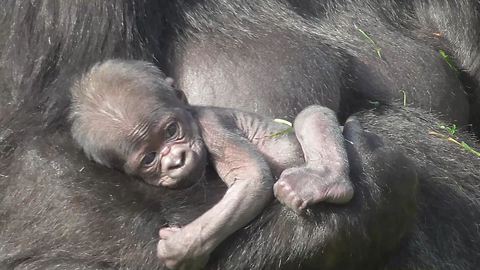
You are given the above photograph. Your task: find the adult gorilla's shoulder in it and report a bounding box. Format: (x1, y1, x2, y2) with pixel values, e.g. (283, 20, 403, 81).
(0, 0, 479, 269)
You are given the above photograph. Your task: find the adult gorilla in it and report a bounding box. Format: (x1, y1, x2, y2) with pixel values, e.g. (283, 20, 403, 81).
(0, 1, 479, 270)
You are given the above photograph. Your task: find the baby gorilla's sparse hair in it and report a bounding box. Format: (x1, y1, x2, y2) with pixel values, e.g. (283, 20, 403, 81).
(69, 59, 178, 168)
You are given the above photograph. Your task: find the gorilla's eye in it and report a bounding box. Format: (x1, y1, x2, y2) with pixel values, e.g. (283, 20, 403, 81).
(165, 122, 179, 140)
(141, 152, 157, 166)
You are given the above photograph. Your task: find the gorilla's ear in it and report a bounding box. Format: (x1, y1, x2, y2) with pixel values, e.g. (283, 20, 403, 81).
(165, 77, 189, 105)
(175, 89, 189, 105)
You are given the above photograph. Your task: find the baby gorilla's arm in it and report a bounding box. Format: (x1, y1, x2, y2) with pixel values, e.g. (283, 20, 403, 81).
(157, 108, 274, 270)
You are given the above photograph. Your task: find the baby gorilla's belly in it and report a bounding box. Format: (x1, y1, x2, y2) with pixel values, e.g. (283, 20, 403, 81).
(252, 127, 305, 178)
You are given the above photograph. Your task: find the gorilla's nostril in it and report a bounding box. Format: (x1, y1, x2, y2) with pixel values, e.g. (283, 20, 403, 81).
(180, 151, 186, 165)
(170, 151, 186, 170)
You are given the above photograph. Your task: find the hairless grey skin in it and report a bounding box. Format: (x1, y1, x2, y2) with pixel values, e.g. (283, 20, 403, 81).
(69, 59, 354, 270)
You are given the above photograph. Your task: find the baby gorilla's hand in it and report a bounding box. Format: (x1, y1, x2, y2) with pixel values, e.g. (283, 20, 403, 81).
(157, 227, 210, 270)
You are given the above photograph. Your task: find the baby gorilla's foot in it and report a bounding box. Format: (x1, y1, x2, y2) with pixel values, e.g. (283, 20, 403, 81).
(274, 166, 354, 213)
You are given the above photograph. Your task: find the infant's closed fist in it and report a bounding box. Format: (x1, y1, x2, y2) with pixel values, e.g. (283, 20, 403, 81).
(157, 227, 209, 270)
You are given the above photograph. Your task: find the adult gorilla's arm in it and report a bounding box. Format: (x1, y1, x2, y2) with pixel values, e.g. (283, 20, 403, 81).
(354, 107, 480, 270)
(0, 109, 417, 270)
(2, 107, 478, 270)
(208, 108, 419, 269)
(209, 106, 480, 270)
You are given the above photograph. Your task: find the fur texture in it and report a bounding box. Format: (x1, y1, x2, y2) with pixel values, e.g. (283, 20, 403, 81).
(0, 0, 479, 269)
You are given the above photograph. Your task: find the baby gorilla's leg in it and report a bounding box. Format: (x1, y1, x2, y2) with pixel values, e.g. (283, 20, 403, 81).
(273, 105, 354, 213)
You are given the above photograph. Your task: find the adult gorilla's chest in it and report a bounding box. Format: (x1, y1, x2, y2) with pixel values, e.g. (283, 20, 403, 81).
(169, 32, 344, 120)
(166, 7, 469, 124)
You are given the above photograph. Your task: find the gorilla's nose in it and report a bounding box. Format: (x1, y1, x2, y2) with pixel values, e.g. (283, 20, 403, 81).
(164, 148, 186, 172)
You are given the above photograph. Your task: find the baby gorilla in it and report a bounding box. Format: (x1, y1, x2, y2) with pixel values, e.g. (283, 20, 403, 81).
(69, 60, 354, 269)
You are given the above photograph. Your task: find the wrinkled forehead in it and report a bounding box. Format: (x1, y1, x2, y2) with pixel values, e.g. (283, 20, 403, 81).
(121, 95, 182, 125)
(90, 64, 178, 107)
(95, 80, 179, 120)
(105, 104, 179, 144)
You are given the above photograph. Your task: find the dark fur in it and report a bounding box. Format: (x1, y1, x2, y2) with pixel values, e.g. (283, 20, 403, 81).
(0, 0, 479, 269)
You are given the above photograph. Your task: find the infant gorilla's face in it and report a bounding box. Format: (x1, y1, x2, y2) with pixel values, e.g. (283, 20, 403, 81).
(124, 107, 207, 189)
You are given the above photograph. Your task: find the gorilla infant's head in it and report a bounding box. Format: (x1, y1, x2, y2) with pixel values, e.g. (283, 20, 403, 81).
(69, 60, 207, 188)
